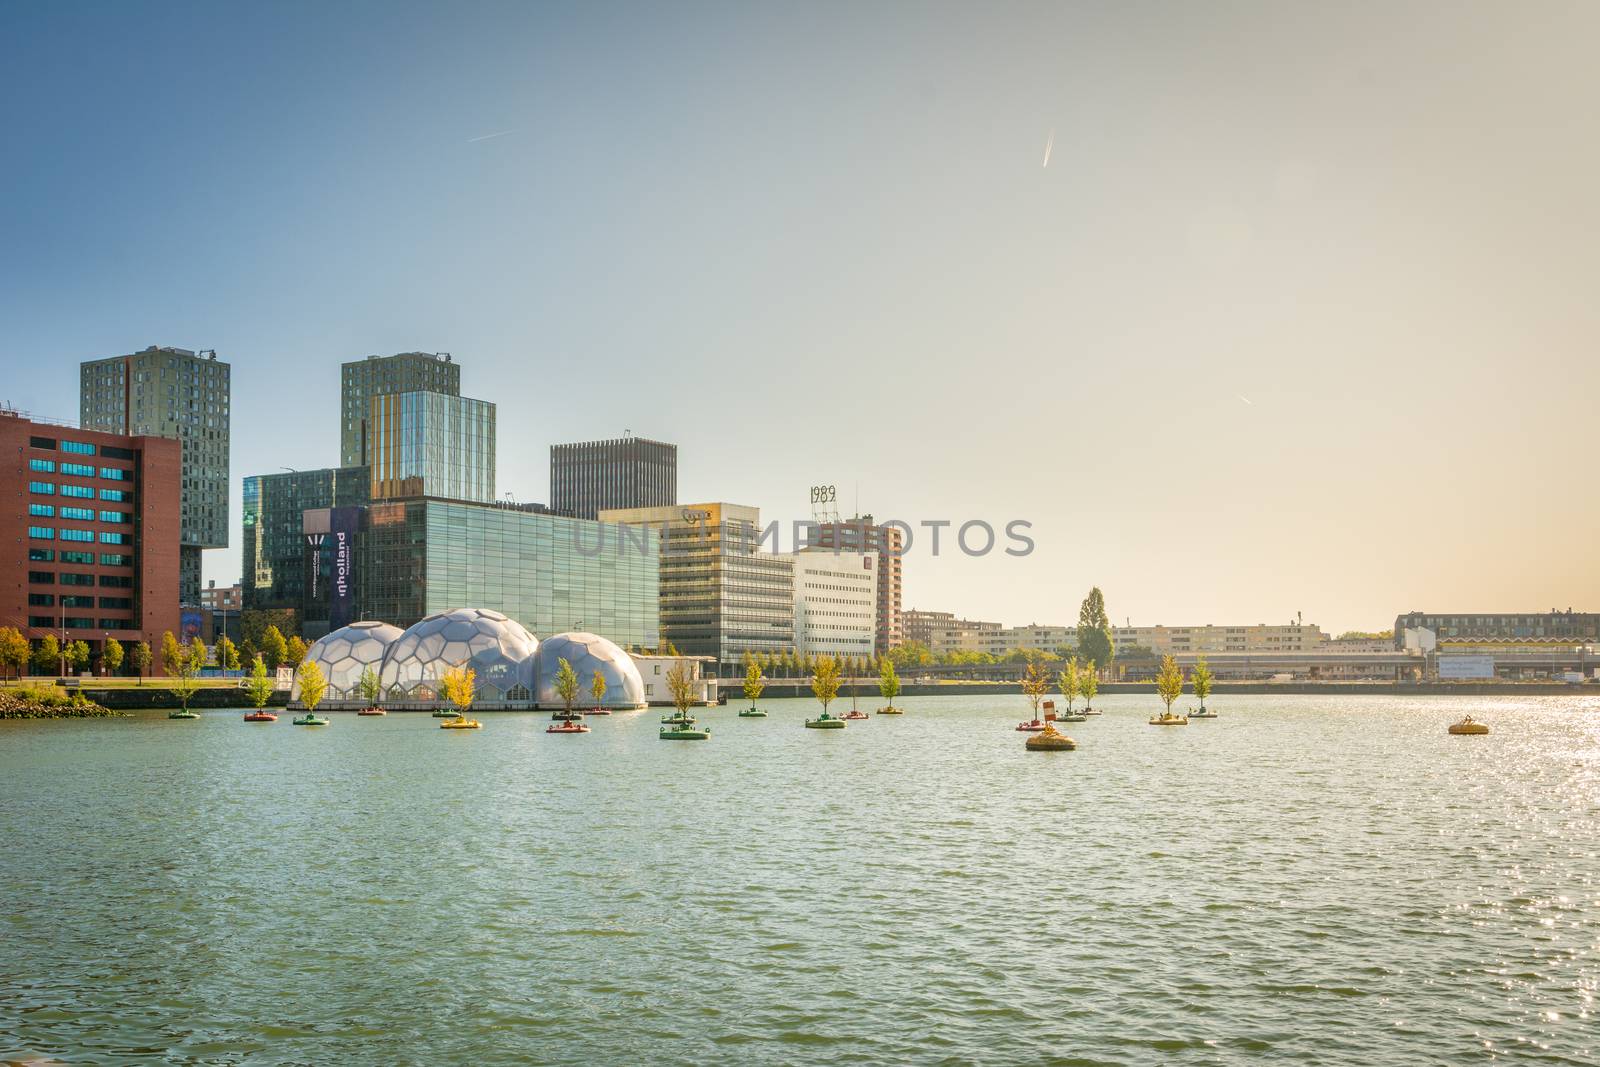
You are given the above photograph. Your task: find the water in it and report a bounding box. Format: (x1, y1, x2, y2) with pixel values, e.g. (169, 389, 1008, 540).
(3, 693, 1599, 1065)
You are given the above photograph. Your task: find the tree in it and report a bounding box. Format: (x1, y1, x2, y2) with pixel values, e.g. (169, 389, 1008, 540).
(297, 659, 327, 715)
(1058, 657, 1081, 713)
(1192, 657, 1214, 712)
(216, 635, 239, 672)
(1080, 660, 1099, 711)
(33, 634, 61, 676)
(878, 657, 900, 712)
(240, 608, 298, 650)
(1021, 657, 1050, 716)
(102, 637, 124, 677)
(285, 635, 308, 668)
(441, 664, 476, 715)
(188, 637, 208, 675)
(590, 669, 608, 710)
(168, 637, 202, 711)
(238, 638, 259, 669)
(356, 665, 382, 707)
(0, 627, 30, 681)
(553, 657, 579, 716)
(64, 640, 91, 673)
(742, 654, 766, 711)
(1076, 587, 1115, 677)
(261, 626, 288, 671)
(131, 640, 152, 685)
(160, 631, 182, 676)
(811, 654, 841, 713)
(660, 639, 680, 656)
(1155, 654, 1184, 717)
(245, 655, 274, 709)
(666, 660, 695, 717)
(889, 640, 932, 668)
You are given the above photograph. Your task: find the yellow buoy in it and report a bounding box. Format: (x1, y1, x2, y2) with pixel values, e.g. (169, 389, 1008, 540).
(1025, 722, 1077, 751)
(1447, 716, 1488, 735)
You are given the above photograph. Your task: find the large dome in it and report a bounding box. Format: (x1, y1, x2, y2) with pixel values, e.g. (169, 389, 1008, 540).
(379, 608, 538, 702)
(534, 631, 646, 709)
(294, 621, 404, 701)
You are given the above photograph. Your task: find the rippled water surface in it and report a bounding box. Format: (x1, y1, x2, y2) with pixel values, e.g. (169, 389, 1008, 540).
(4, 693, 1600, 1065)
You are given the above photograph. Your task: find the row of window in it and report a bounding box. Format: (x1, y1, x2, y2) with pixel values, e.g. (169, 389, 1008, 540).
(27, 468, 129, 488)
(27, 505, 129, 522)
(27, 595, 133, 609)
(27, 549, 131, 566)
(25, 617, 129, 630)
(28, 572, 134, 588)
(27, 528, 130, 544)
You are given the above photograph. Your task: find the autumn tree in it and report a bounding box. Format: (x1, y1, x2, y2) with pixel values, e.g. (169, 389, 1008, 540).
(102, 637, 124, 677)
(297, 659, 328, 715)
(878, 657, 900, 712)
(811, 654, 841, 714)
(1192, 657, 1214, 713)
(1155, 654, 1184, 718)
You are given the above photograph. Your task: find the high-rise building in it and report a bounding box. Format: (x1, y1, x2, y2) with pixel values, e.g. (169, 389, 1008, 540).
(790, 549, 877, 657)
(340, 352, 460, 467)
(79, 345, 230, 604)
(241, 466, 371, 614)
(0, 410, 181, 660)
(598, 502, 793, 666)
(810, 515, 903, 652)
(551, 436, 676, 519)
(297, 495, 659, 646)
(368, 391, 496, 503)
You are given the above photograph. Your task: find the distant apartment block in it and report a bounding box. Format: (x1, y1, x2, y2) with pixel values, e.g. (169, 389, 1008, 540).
(200, 581, 242, 612)
(340, 352, 460, 467)
(80, 345, 230, 604)
(1113, 622, 1326, 655)
(1392, 610, 1599, 648)
(551, 436, 676, 520)
(809, 515, 903, 652)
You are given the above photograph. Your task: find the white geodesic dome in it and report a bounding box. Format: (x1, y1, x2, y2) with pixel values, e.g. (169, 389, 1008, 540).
(534, 631, 647, 709)
(378, 607, 538, 703)
(293, 621, 404, 701)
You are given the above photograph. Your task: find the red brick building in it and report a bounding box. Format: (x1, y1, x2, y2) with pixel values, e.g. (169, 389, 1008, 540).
(1, 410, 181, 665)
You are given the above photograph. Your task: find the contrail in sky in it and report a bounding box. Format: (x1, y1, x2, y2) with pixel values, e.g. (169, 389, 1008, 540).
(1238, 394, 1254, 406)
(1042, 129, 1053, 168)
(467, 129, 516, 143)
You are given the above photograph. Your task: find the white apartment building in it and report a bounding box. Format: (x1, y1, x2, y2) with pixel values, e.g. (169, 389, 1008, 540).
(791, 549, 878, 657)
(1112, 622, 1326, 655)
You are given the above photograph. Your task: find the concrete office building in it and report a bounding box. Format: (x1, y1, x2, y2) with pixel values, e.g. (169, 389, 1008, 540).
(368, 391, 496, 503)
(551, 436, 676, 520)
(340, 352, 460, 467)
(1113, 622, 1327, 655)
(0, 409, 181, 659)
(79, 345, 229, 604)
(599, 502, 794, 667)
(790, 549, 878, 657)
(1392, 609, 1599, 647)
(809, 515, 903, 652)
(241, 466, 371, 614)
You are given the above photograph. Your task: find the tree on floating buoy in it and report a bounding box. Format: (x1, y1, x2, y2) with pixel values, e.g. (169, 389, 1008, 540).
(553, 658, 579, 719)
(666, 659, 696, 718)
(1155, 654, 1183, 718)
(1058, 657, 1081, 715)
(590, 668, 607, 713)
(246, 655, 273, 711)
(811, 654, 841, 715)
(1192, 657, 1214, 714)
(878, 657, 900, 713)
(742, 653, 766, 712)
(1021, 655, 1050, 718)
(441, 663, 476, 717)
(1080, 660, 1099, 712)
(298, 659, 328, 716)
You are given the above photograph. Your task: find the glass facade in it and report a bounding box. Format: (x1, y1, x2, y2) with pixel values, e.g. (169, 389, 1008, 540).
(340, 352, 460, 467)
(241, 466, 371, 612)
(368, 391, 495, 504)
(346, 498, 659, 648)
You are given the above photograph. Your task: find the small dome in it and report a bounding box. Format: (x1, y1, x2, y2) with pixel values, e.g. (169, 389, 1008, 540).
(379, 608, 538, 703)
(294, 621, 403, 701)
(534, 631, 646, 709)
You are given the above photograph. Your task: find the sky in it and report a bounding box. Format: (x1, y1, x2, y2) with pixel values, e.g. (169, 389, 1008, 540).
(3, 0, 1597, 635)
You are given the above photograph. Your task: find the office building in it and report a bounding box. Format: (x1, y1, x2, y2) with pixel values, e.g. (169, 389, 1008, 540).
(368, 391, 495, 503)
(1112, 622, 1327, 655)
(241, 466, 371, 613)
(341, 352, 460, 467)
(0, 409, 181, 659)
(790, 549, 878, 657)
(551, 436, 676, 519)
(809, 515, 903, 652)
(599, 502, 794, 666)
(300, 496, 660, 647)
(1392, 610, 1599, 647)
(200, 582, 242, 612)
(79, 345, 230, 604)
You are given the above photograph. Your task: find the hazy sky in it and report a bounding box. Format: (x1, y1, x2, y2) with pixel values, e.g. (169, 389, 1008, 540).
(4, 1, 1597, 634)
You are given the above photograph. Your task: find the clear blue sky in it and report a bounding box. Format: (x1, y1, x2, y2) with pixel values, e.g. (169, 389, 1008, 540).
(4, 1, 1598, 633)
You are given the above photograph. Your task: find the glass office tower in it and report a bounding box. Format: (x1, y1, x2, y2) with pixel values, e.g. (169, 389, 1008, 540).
(241, 466, 371, 612)
(341, 352, 460, 467)
(368, 391, 495, 503)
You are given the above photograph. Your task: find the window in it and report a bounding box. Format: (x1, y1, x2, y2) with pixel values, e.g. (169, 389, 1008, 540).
(99, 532, 129, 545)
(28, 548, 54, 562)
(62, 551, 94, 565)
(65, 617, 94, 630)
(60, 529, 93, 542)
(28, 503, 54, 517)
(100, 468, 128, 481)
(100, 554, 132, 567)
(28, 616, 54, 628)
(60, 506, 94, 521)
(102, 445, 134, 460)
(61, 462, 94, 477)
(28, 459, 55, 472)
(27, 594, 53, 607)
(60, 573, 95, 587)
(100, 489, 129, 502)
(59, 485, 93, 499)
(61, 441, 95, 455)
(99, 511, 129, 523)
(98, 597, 132, 610)
(28, 526, 54, 540)
(98, 575, 133, 588)
(29, 481, 55, 495)
(28, 571, 53, 584)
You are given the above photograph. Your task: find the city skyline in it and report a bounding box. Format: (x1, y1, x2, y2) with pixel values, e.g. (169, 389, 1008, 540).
(5, 2, 1598, 633)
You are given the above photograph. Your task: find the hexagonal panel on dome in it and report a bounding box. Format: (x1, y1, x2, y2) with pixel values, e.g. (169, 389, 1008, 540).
(534, 631, 647, 709)
(378, 607, 539, 704)
(292, 621, 405, 702)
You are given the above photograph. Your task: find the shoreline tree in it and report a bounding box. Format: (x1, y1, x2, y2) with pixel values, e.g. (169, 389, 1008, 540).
(0, 627, 30, 682)
(33, 634, 61, 677)
(130, 640, 152, 685)
(1077, 588, 1115, 680)
(261, 626, 288, 671)
(65, 640, 91, 675)
(102, 637, 124, 679)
